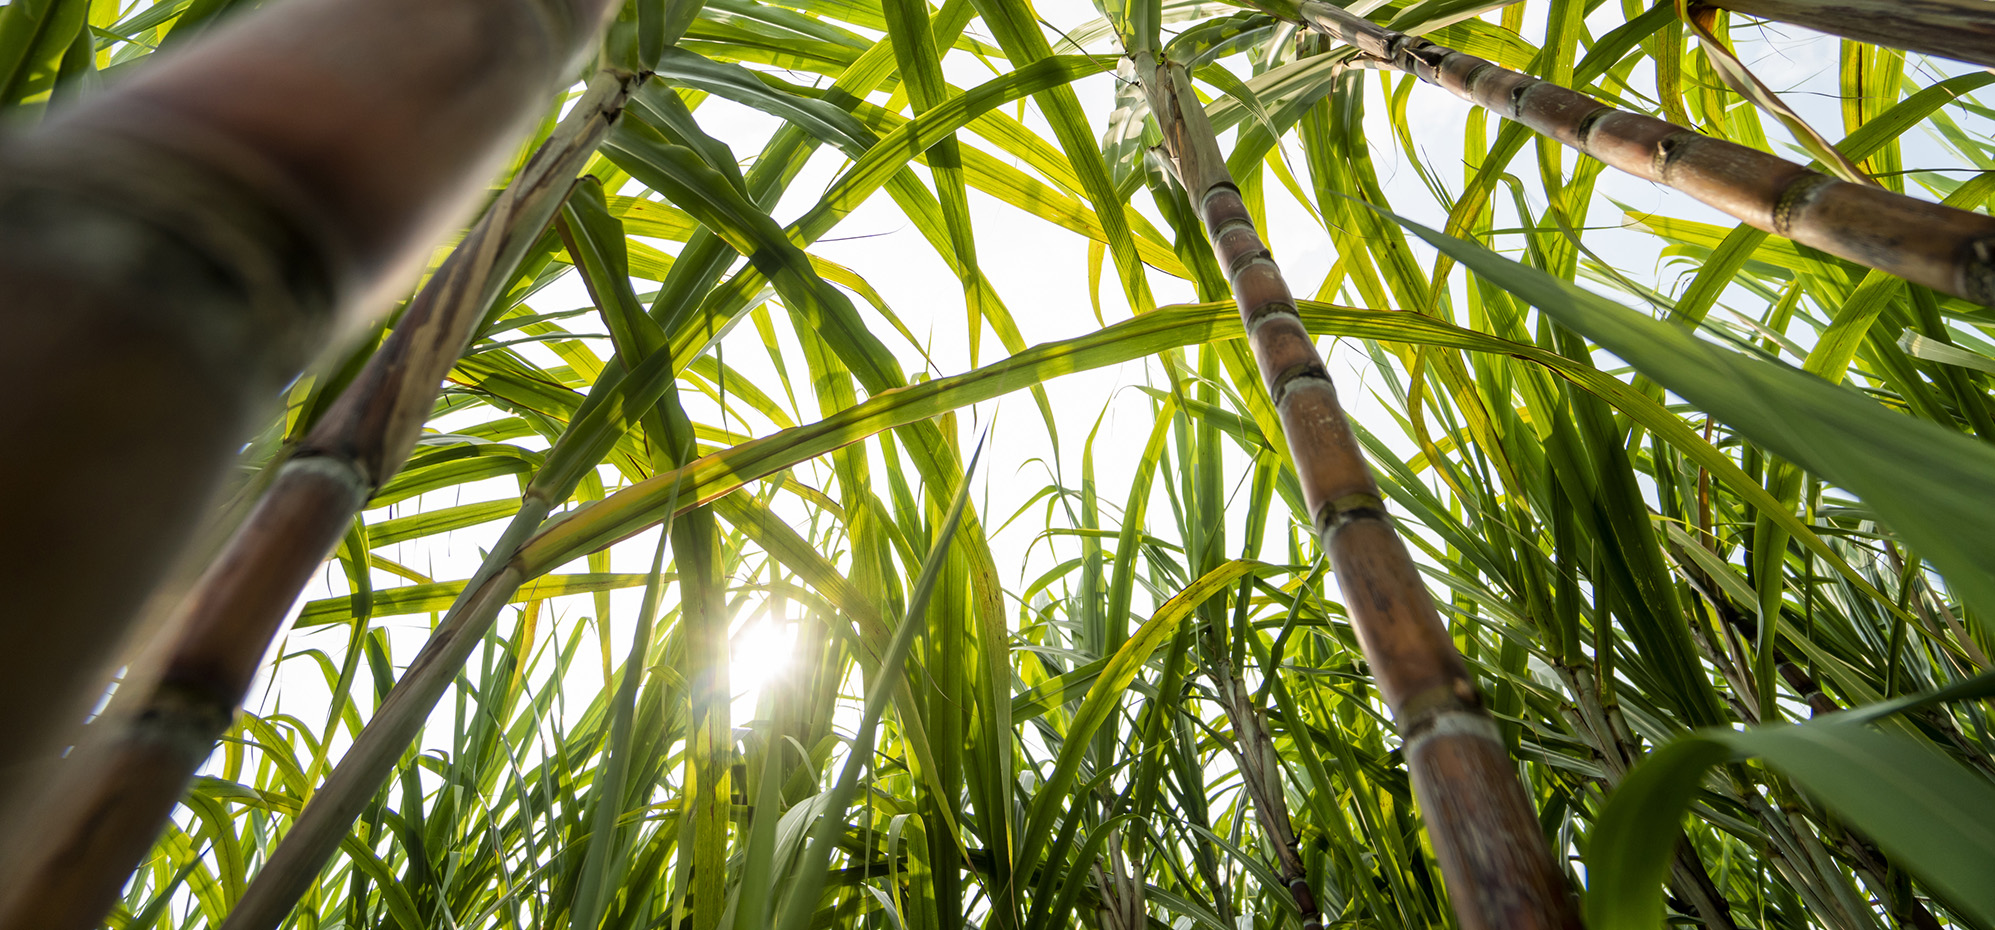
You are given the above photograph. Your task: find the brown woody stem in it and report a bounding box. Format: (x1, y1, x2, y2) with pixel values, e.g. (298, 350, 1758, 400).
(0, 0, 621, 850)
(1134, 53, 1582, 930)
(0, 52, 631, 930)
(1704, 0, 1995, 71)
(220, 525, 543, 930)
(1293, 0, 1995, 308)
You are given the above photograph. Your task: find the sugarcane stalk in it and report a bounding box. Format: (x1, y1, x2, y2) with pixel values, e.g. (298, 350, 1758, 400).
(1135, 53, 1582, 930)
(0, 65, 636, 930)
(211, 67, 957, 929)
(1290, 0, 1995, 308)
(1209, 661, 1322, 928)
(1702, 0, 1995, 71)
(1094, 837, 1148, 930)
(1674, 560, 1952, 928)
(0, 0, 619, 866)
(214, 397, 969, 926)
(218, 519, 544, 930)
(1553, 662, 1739, 930)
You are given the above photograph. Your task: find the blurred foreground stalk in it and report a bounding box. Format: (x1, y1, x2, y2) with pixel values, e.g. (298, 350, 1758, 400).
(0, 1, 620, 928)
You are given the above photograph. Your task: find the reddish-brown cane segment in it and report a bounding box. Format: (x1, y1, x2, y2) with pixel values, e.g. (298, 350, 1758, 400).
(0, 2, 621, 927)
(1139, 54, 1584, 930)
(1295, 0, 1995, 307)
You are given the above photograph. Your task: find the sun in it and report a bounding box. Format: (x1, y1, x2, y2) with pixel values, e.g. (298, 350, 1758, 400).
(729, 612, 797, 726)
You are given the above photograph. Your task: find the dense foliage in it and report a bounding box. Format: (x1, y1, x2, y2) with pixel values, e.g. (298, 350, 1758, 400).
(14, 0, 1995, 927)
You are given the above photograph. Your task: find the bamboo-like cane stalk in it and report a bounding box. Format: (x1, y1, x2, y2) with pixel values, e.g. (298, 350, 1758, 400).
(1095, 837, 1148, 930)
(1703, 0, 1995, 71)
(211, 41, 995, 929)
(0, 65, 637, 930)
(1135, 53, 1583, 930)
(0, 40, 626, 930)
(1205, 657, 1323, 929)
(1290, 0, 1995, 309)
(1673, 558, 1961, 927)
(216, 448, 980, 929)
(0, 0, 620, 857)
(217, 523, 543, 930)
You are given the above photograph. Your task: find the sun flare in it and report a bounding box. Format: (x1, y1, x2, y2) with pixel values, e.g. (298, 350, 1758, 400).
(729, 614, 797, 725)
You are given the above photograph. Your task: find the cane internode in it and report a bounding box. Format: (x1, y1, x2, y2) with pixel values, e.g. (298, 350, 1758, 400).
(1136, 50, 1582, 930)
(1293, 0, 1995, 309)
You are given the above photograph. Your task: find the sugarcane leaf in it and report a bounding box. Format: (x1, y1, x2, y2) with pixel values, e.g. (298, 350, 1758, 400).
(794, 55, 1112, 236)
(1590, 711, 1995, 930)
(1011, 656, 1109, 722)
(569, 526, 675, 930)
(1163, 9, 1277, 69)
(773, 438, 983, 930)
(1039, 812, 1137, 929)
(0, 0, 85, 105)
(1583, 734, 1742, 930)
(158, 0, 246, 44)
(1900, 330, 1995, 376)
(1103, 394, 1178, 647)
(605, 124, 906, 395)
(1678, 0, 1871, 184)
(1804, 174, 1995, 382)
(968, 0, 1155, 312)
(1014, 558, 1271, 890)
(650, 46, 874, 155)
(294, 573, 669, 627)
(124, 862, 200, 930)
(1384, 204, 1995, 629)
